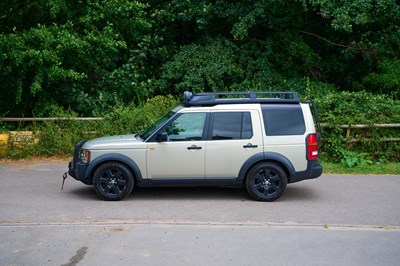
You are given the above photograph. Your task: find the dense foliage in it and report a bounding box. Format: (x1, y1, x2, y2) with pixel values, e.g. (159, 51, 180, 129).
(316, 90, 400, 163)
(1, 0, 399, 116)
(1, 1, 399, 163)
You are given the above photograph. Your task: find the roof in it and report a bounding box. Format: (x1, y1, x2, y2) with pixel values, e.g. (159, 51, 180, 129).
(182, 91, 300, 107)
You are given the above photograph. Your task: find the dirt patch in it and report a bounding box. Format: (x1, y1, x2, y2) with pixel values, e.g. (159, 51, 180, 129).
(0, 156, 70, 164)
(108, 226, 127, 232)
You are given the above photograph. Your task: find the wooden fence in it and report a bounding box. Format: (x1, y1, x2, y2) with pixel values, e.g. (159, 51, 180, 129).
(321, 123, 400, 142)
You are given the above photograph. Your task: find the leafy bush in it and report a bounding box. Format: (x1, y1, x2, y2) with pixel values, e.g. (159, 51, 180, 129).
(1, 91, 399, 164)
(29, 108, 97, 157)
(96, 95, 179, 136)
(1, 95, 178, 158)
(318, 91, 400, 125)
(318, 91, 400, 163)
(340, 151, 373, 168)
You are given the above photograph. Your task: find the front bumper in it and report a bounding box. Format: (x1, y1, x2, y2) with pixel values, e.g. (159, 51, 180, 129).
(68, 140, 90, 184)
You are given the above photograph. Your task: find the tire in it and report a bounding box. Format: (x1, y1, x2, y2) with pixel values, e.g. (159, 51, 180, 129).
(246, 162, 287, 202)
(93, 162, 134, 201)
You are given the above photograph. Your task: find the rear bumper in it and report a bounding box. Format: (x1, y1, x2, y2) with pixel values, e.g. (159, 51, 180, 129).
(290, 160, 323, 183)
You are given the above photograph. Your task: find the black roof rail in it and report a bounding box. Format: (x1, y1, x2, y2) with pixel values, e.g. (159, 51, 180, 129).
(182, 91, 299, 106)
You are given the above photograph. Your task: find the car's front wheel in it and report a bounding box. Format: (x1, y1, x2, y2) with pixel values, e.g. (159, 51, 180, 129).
(246, 162, 287, 201)
(93, 162, 134, 201)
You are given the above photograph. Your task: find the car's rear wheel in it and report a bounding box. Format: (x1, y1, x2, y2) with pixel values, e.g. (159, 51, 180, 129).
(93, 162, 134, 201)
(246, 162, 287, 201)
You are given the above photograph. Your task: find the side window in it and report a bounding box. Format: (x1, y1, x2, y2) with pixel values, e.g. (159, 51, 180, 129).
(165, 112, 207, 141)
(211, 112, 253, 140)
(262, 104, 306, 136)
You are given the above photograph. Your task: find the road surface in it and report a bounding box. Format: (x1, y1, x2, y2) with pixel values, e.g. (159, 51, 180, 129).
(0, 160, 399, 265)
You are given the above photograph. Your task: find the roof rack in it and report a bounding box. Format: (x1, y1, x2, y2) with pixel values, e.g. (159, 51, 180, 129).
(182, 91, 299, 106)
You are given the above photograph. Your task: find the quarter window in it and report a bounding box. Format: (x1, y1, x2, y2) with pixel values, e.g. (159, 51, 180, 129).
(211, 112, 253, 140)
(262, 104, 306, 135)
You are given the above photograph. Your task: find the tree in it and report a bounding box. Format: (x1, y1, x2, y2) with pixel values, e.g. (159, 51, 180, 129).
(0, 0, 150, 116)
(1, 0, 399, 117)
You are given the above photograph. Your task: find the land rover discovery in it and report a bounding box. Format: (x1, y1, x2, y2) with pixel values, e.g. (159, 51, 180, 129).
(67, 91, 322, 201)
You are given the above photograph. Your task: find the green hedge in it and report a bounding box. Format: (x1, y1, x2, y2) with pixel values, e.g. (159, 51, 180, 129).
(317, 91, 400, 164)
(1, 92, 399, 166)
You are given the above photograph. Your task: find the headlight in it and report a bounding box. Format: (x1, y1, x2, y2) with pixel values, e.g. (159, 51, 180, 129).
(79, 149, 90, 163)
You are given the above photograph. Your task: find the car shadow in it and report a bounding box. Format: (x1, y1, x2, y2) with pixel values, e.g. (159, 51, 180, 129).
(69, 186, 99, 200)
(131, 187, 249, 201)
(67, 185, 318, 202)
(281, 186, 319, 201)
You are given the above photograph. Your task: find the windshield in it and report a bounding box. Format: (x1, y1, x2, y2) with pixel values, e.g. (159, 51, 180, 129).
(140, 106, 182, 140)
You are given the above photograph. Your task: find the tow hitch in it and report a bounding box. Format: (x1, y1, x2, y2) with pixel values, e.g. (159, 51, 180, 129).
(61, 172, 68, 190)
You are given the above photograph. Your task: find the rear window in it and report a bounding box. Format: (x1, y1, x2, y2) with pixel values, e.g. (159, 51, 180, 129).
(262, 104, 305, 136)
(211, 112, 253, 140)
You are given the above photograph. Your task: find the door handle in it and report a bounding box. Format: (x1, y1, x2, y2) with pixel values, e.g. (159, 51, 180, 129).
(187, 145, 202, 150)
(243, 143, 258, 148)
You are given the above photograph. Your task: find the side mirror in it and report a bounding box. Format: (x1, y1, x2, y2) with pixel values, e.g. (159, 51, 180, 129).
(156, 132, 168, 142)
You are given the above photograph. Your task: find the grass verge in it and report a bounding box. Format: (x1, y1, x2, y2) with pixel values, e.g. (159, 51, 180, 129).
(321, 161, 400, 175)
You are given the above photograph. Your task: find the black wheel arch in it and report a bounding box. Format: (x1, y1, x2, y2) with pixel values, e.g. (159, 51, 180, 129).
(84, 153, 143, 185)
(238, 152, 296, 184)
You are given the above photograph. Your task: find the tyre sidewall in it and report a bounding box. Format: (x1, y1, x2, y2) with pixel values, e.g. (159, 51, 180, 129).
(93, 162, 134, 201)
(246, 162, 287, 202)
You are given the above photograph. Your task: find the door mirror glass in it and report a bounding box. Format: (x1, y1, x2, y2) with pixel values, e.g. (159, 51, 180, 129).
(156, 132, 168, 142)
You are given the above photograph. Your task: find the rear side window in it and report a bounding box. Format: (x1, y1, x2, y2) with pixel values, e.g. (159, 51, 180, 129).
(262, 104, 305, 136)
(211, 112, 253, 140)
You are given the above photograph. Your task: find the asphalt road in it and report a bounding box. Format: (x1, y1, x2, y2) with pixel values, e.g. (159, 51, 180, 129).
(0, 160, 399, 265)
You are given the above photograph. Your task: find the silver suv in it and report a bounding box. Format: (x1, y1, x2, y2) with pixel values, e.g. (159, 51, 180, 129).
(67, 91, 322, 201)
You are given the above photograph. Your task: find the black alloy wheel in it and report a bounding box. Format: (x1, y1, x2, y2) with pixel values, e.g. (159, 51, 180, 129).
(93, 162, 134, 201)
(246, 162, 287, 201)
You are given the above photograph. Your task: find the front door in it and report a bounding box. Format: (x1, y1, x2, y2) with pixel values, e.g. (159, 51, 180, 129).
(147, 112, 208, 179)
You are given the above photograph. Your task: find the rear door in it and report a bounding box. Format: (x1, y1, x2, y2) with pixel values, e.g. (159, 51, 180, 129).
(205, 109, 263, 179)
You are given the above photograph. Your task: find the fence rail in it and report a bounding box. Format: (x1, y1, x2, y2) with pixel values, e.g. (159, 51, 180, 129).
(321, 123, 400, 142)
